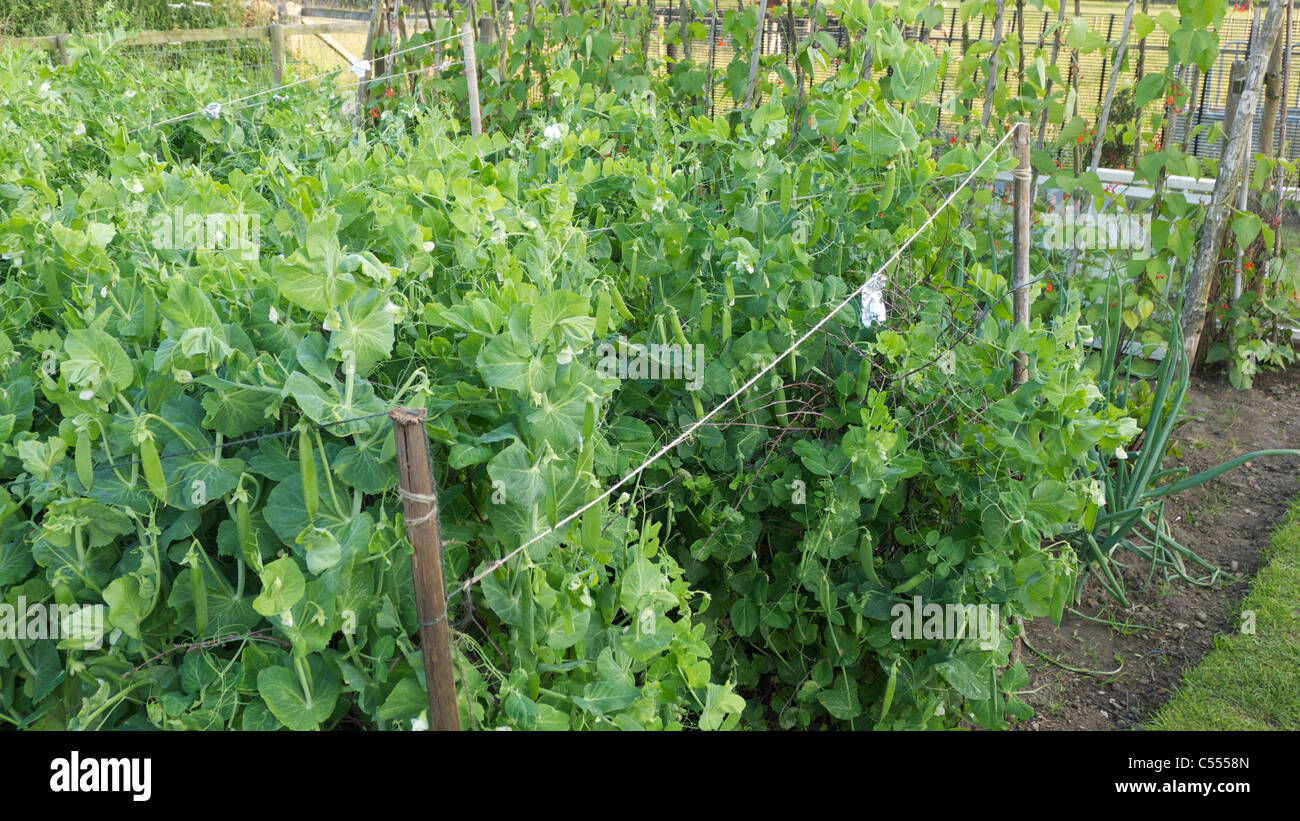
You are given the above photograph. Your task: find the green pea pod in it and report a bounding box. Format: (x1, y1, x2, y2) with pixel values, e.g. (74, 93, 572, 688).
(581, 400, 597, 442)
(237, 496, 260, 571)
(878, 659, 899, 727)
(608, 281, 633, 320)
(668, 306, 689, 347)
(191, 558, 208, 637)
(300, 428, 318, 522)
(780, 169, 793, 212)
(594, 287, 611, 337)
(724, 276, 735, 304)
(858, 531, 879, 583)
(879, 164, 896, 211)
(797, 164, 812, 198)
(857, 359, 871, 402)
(141, 285, 157, 340)
(75, 431, 94, 490)
(701, 301, 713, 333)
(721, 305, 731, 343)
(140, 437, 167, 502)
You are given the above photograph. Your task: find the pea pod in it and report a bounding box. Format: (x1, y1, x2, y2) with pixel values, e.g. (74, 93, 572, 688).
(299, 427, 318, 522)
(608, 281, 633, 321)
(191, 555, 208, 637)
(878, 659, 899, 727)
(237, 495, 260, 571)
(857, 358, 871, 402)
(879, 164, 896, 211)
(668, 306, 689, 347)
(594, 287, 611, 337)
(701, 301, 713, 333)
(75, 431, 94, 490)
(721, 305, 732, 343)
(140, 436, 167, 502)
(141, 284, 157, 341)
(858, 531, 879, 583)
(581, 400, 597, 442)
(780, 169, 793, 212)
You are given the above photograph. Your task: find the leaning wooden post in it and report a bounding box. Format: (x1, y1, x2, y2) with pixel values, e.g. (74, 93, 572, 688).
(354, 0, 383, 129)
(390, 407, 461, 731)
(741, 0, 768, 109)
(1182, 0, 1285, 363)
(1013, 121, 1032, 386)
(54, 34, 71, 66)
(270, 23, 286, 85)
(461, 21, 482, 137)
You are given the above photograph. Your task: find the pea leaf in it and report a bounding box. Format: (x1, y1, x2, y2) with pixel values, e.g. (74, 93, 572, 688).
(257, 656, 341, 731)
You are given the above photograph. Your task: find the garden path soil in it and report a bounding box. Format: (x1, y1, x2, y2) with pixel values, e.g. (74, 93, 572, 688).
(1016, 362, 1300, 730)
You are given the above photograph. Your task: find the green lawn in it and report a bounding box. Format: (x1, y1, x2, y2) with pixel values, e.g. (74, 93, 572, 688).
(1146, 498, 1300, 730)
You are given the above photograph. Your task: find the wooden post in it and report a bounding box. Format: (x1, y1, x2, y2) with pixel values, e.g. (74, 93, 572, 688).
(354, 0, 383, 129)
(980, 0, 1005, 131)
(1013, 122, 1031, 386)
(462, 21, 482, 137)
(389, 407, 461, 731)
(1182, 0, 1285, 363)
(742, 0, 768, 109)
(270, 23, 286, 85)
(54, 34, 70, 66)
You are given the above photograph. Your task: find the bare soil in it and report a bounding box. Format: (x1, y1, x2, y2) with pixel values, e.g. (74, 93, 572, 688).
(1017, 362, 1300, 730)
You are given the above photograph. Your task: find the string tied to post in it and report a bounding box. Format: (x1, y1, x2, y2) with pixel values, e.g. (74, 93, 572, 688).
(397, 486, 439, 527)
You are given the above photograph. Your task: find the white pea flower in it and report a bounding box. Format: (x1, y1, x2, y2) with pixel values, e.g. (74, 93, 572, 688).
(268, 306, 280, 324)
(411, 713, 429, 732)
(202, 101, 221, 120)
(1115, 445, 1128, 461)
(123, 89, 136, 100)
(1088, 479, 1106, 506)
(422, 241, 436, 252)
(543, 123, 563, 140)
(173, 369, 193, 384)
(99, 286, 108, 298)
(280, 609, 294, 627)
(762, 137, 775, 149)
(78, 389, 95, 401)
(39, 81, 51, 96)
(272, 94, 288, 103)
(651, 196, 666, 214)
(73, 122, 85, 136)
(122, 178, 144, 194)
(349, 59, 370, 79)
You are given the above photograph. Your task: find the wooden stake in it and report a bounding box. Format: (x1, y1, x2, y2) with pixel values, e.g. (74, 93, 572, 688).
(270, 23, 286, 85)
(390, 407, 461, 731)
(1013, 121, 1031, 386)
(354, 0, 383, 129)
(462, 21, 483, 137)
(54, 34, 70, 66)
(742, 0, 768, 109)
(1183, 0, 1286, 362)
(980, 0, 1005, 131)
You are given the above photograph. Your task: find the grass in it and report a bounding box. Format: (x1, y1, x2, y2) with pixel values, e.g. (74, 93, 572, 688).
(1146, 497, 1300, 730)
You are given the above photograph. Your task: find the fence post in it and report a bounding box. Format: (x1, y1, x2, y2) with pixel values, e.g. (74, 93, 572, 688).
(270, 23, 286, 85)
(742, 0, 769, 109)
(1013, 121, 1031, 386)
(54, 34, 70, 66)
(462, 21, 483, 137)
(390, 407, 461, 731)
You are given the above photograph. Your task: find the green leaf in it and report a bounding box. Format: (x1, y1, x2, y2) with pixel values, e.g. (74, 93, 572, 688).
(256, 657, 341, 731)
(1231, 212, 1262, 248)
(102, 575, 148, 639)
(62, 329, 132, 391)
(252, 556, 306, 617)
(936, 657, 991, 700)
